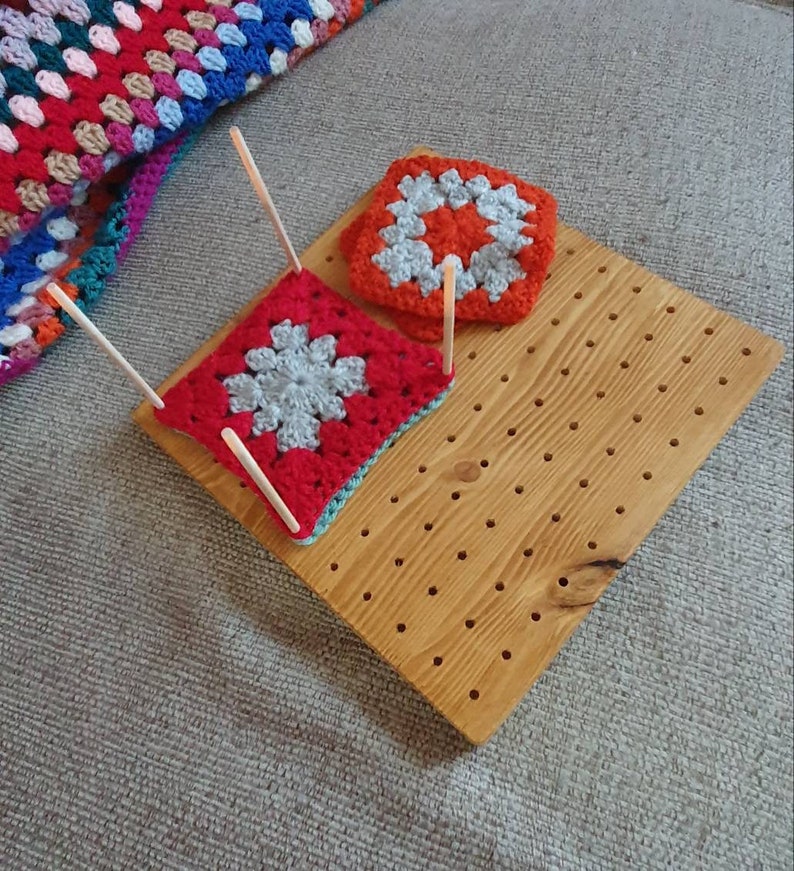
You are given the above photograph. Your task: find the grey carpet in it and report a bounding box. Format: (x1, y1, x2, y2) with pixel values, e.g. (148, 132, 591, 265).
(2, 0, 792, 867)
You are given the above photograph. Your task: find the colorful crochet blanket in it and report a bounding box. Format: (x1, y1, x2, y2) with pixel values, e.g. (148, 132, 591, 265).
(0, 0, 388, 386)
(154, 269, 453, 543)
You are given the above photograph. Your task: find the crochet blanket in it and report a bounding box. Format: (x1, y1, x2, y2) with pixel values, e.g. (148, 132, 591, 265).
(0, 0, 388, 386)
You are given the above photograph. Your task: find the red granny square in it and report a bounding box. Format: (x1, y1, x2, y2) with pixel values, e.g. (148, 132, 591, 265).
(344, 155, 557, 340)
(154, 270, 453, 543)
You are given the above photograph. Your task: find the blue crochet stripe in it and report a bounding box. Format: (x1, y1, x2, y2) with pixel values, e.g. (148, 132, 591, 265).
(294, 384, 453, 545)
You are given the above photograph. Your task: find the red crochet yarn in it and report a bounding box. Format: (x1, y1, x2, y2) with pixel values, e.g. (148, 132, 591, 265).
(343, 156, 557, 341)
(154, 270, 452, 541)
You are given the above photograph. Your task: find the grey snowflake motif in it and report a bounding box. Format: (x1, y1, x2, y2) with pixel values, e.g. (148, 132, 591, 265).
(223, 320, 368, 453)
(373, 169, 537, 303)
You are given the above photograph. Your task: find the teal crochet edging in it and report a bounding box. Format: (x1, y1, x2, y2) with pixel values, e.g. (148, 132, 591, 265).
(63, 130, 200, 320)
(294, 383, 453, 545)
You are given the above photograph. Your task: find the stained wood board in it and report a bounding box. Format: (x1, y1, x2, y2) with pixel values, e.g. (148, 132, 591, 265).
(134, 147, 783, 744)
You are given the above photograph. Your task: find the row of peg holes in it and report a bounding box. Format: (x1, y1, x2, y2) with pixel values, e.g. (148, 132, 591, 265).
(349, 265, 753, 704)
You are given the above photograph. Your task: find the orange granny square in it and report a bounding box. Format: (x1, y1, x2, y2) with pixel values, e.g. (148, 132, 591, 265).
(344, 156, 557, 340)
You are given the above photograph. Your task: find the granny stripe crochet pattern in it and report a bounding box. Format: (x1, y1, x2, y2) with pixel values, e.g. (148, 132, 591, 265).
(0, 0, 388, 238)
(0, 0, 386, 385)
(344, 155, 557, 341)
(154, 269, 453, 543)
(0, 130, 194, 384)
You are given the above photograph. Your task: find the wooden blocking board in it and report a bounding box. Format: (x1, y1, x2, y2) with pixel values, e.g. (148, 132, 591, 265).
(134, 148, 783, 744)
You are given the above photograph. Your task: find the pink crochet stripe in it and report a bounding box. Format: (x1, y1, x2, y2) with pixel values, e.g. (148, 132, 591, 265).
(118, 137, 183, 261)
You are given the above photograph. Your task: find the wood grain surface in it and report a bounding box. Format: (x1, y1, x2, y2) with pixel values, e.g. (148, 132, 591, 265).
(134, 148, 784, 743)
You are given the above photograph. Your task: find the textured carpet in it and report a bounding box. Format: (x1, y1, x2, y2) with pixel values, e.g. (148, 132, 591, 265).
(2, 0, 792, 867)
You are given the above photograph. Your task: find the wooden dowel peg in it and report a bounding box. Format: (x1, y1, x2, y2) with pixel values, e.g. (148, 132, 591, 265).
(47, 282, 164, 410)
(229, 126, 303, 275)
(221, 427, 301, 535)
(442, 258, 456, 376)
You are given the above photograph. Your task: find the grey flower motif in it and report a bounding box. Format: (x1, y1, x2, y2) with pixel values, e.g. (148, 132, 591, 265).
(380, 210, 426, 246)
(470, 243, 527, 302)
(223, 320, 368, 453)
(372, 169, 539, 302)
(373, 239, 437, 290)
(396, 171, 446, 213)
(487, 218, 533, 254)
(438, 169, 473, 209)
(476, 184, 534, 224)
